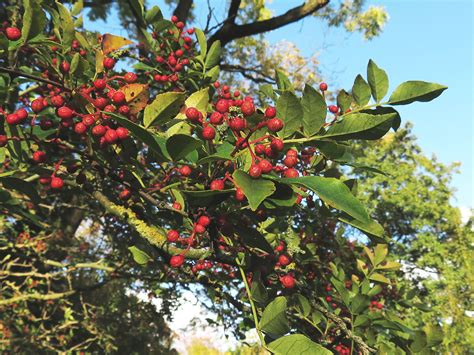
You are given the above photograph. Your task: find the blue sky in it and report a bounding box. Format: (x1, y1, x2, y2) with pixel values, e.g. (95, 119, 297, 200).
(85, 1, 473, 208)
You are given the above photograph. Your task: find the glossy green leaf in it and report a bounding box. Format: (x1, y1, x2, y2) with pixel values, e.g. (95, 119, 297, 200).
(339, 215, 385, 240)
(144, 6, 163, 24)
(144, 92, 185, 127)
(367, 59, 389, 102)
(275, 70, 293, 91)
(295, 294, 311, 317)
(323, 107, 400, 140)
(350, 294, 370, 314)
(268, 334, 331, 355)
(389, 81, 447, 105)
(250, 272, 268, 303)
(279, 176, 370, 222)
(56, 1, 75, 47)
(260, 296, 289, 337)
(234, 225, 273, 254)
(233, 171, 276, 211)
(177, 88, 209, 119)
(205, 40, 221, 68)
(352, 74, 371, 106)
(302, 84, 326, 137)
(128, 246, 152, 265)
(195, 28, 207, 57)
(337, 89, 352, 112)
(277, 91, 303, 138)
(166, 134, 201, 161)
(374, 244, 388, 265)
(370, 273, 390, 284)
(22, 0, 47, 43)
(197, 142, 234, 164)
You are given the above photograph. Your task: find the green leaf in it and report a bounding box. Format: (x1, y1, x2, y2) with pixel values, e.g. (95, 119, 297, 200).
(128, 246, 152, 265)
(205, 40, 221, 69)
(350, 294, 370, 314)
(0, 177, 41, 204)
(367, 59, 389, 103)
(275, 70, 293, 92)
(250, 272, 268, 304)
(279, 176, 370, 223)
(302, 84, 326, 137)
(268, 334, 331, 355)
(374, 244, 388, 265)
(295, 294, 311, 317)
(277, 91, 304, 138)
(323, 107, 400, 140)
(144, 92, 185, 127)
(336, 89, 352, 112)
(369, 273, 390, 284)
(339, 215, 385, 240)
(22, 0, 47, 43)
(71, 0, 83, 16)
(182, 189, 233, 207)
(233, 171, 276, 211)
(144, 6, 163, 24)
(330, 277, 350, 306)
(378, 261, 401, 271)
(107, 112, 168, 160)
(260, 296, 290, 338)
(234, 225, 273, 254)
(166, 134, 201, 161)
(367, 284, 383, 297)
(195, 28, 207, 57)
(177, 88, 209, 119)
(388, 81, 447, 105)
(197, 142, 234, 164)
(56, 1, 75, 47)
(352, 74, 371, 106)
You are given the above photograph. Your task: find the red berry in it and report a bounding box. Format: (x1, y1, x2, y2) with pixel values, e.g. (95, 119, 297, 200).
(286, 149, 298, 157)
(0, 135, 7, 147)
(278, 254, 291, 266)
(116, 127, 129, 140)
(328, 105, 339, 114)
(209, 111, 223, 125)
(50, 177, 64, 190)
(92, 125, 107, 137)
(6, 113, 20, 125)
(284, 168, 299, 178)
(118, 105, 130, 115)
(270, 138, 284, 152)
(50, 95, 65, 107)
(319, 82, 328, 91)
(170, 255, 184, 268)
(31, 98, 44, 113)
(171, 15, 179, 23)
(93, 79, 107, 90)
(74, 122, 87, 135)
(267, 118, 284, 132)
(124, 72, 137, 83)
(103, 57, 116, 70)
(194, 223, 206, 234)
(229, 118, 246, 131)
(249, 164, 262, 179)
(57, 106, 74, 120)
(280, 274, 295, 289)
(32, 151, 46, 163)
(255, 144, 266, 155)
(197, 215, 211, 227)
(179, 165, 192, 176)
(215, 99, 229, 113)
(167, 230, 180, 242)
(202, 126, 215, 140)
(82, 115, 96, 126)
(119, 189, 131, 200)
(265, 106, 277, 118)
(235, 188, 245, 201)
(60, 61, 70, 73)
(5, 27, 21, 41)
(210, 179, 225, 190)
(283, 155, 298, 168)
(104, 129, 118, 144)
(240, 101, 255, 116)
(213, 81, 220, 88)
(258, 159, 273, 173)
(94, 97, 108, 109)
(185, 107, 200, 122)
(112, 91, 126, 104)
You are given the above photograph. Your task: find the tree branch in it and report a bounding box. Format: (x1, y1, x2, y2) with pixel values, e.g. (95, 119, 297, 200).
(226, 0, 242, 25)
(173, 0, 194, 23)
(0, 66, 72, 92)
(209, 0, 330, 46)
(220, 63, 275, 84)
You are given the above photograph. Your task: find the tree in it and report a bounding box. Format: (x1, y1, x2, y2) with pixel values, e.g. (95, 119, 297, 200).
(0, 1, 449, 353)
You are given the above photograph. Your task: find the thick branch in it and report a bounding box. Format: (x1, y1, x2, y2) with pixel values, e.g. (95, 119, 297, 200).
(313, 303, 376, 354)
(173, 0, 194, 23)
(0, 66, 71, 92)
(209, 0, 330, 46)
(220, 63, 274, 84)
(226, 0, 242, 24)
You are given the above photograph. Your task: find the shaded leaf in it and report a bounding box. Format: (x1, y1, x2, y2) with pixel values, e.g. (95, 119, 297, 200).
(166, 134, 201, 161)
(260, 296, 289, 338)
(367, 59, 389, 102)
(144, 92, 185, 127)
(268, 334, 331, 355)
(277, 91, 303, 138)
(352, 74, 371, 106)
(233, 171, 276, 211)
